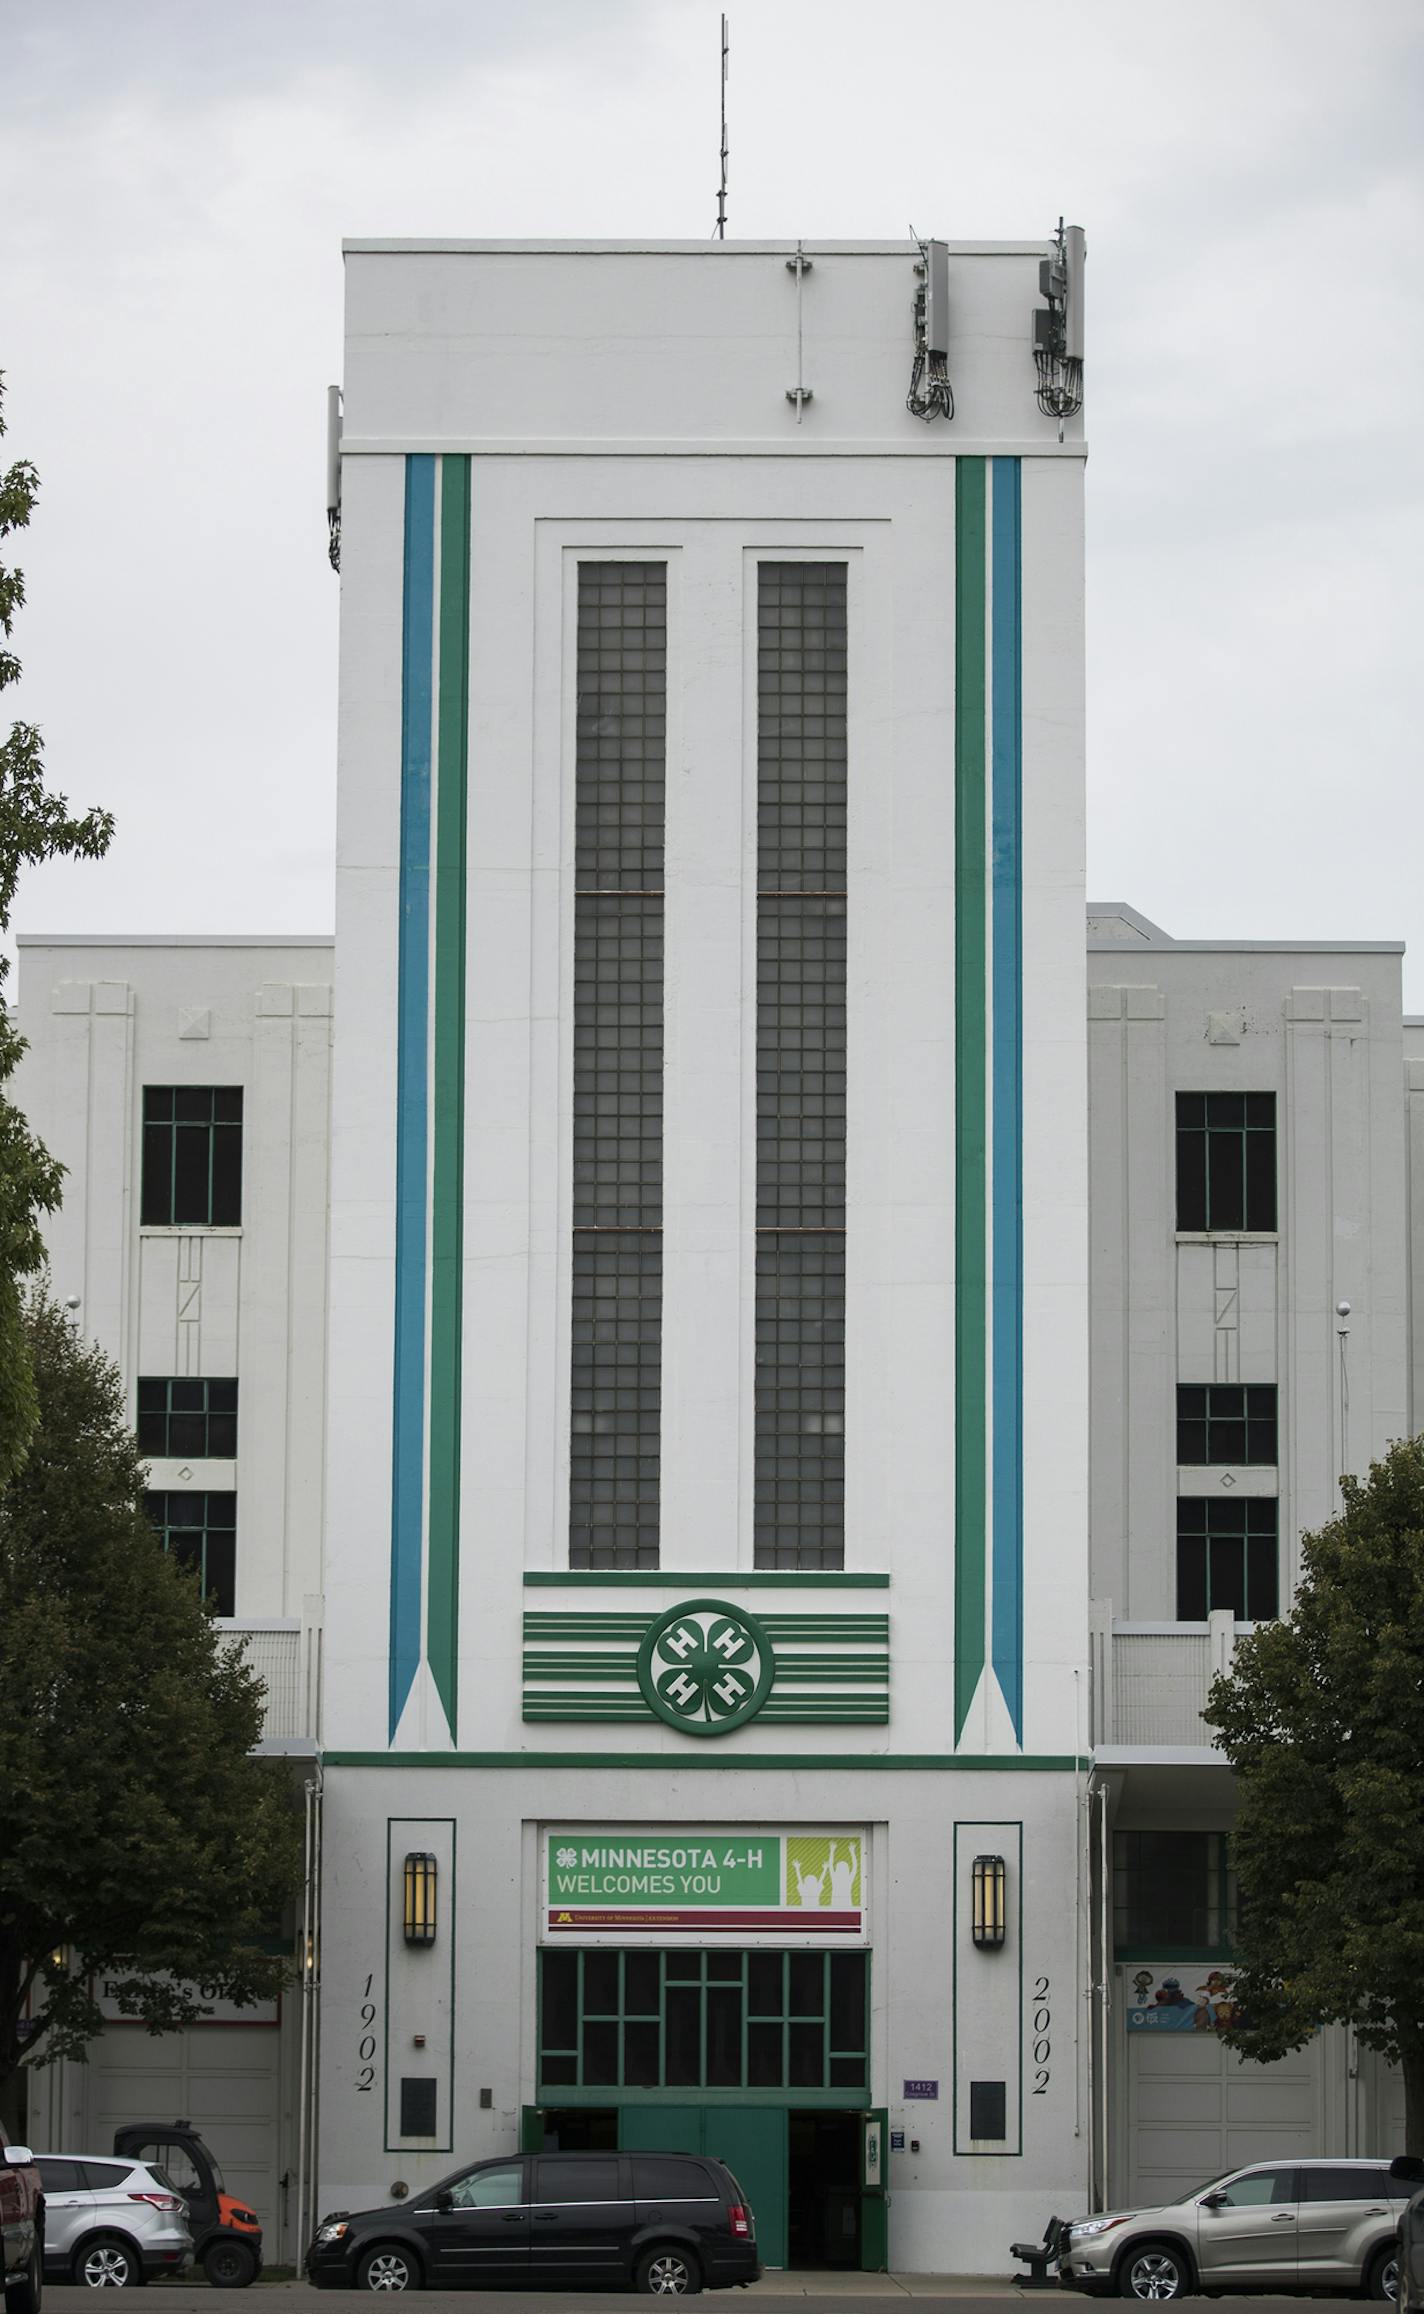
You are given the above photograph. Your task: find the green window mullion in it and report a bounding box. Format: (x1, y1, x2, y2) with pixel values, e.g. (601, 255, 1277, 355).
(781, 1953, 789, 2087)
(658, 1950, 667, 2091)
(699, 1954, 708, 2088)
(740, 1951, 749, 2087)
(576, 1950, 585, 2089)
(822, 1954, 831, 2087)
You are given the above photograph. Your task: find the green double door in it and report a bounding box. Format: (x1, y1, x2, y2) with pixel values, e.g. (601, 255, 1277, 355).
(619, 2105, 789, 2269)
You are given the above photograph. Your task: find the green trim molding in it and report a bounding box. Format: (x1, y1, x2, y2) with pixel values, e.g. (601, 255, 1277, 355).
(523, 1571, 890, 1589)
(325, 1750, 1088, 1771)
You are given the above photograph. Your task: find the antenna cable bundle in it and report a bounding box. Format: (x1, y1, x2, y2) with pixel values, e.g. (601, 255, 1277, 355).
(906, 235, 954, 423)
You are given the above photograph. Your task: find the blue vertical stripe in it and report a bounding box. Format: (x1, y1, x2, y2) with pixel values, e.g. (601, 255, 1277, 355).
(390, 455, 436, 1738)
(989, 457, 1024, 1740)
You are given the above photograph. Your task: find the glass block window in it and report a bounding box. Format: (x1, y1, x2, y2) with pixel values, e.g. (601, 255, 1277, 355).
(145, 1490, 237, 1616)
(1176, 1092, 1276, 1232)
(1177, 1497, 1279, 1620)
(570, 564, 665, 1569)
(755, 563, 847, 1571)
(1177, 1383, 1277, 1466)
(1114, 1830, 1235, 1954)
(137, 1378, 239, 1460)
(538, 1947, 868, 2094)
(140, 1088, 243, 1227)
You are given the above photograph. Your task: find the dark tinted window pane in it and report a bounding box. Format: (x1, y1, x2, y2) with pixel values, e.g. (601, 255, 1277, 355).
(747, 2021, 783, 2086)
(202, 1530, 236, 1617)
(829, 1954, 867, 2052)
(174, 1087, 211, 1123)
(535, 2157, 619, 2204)
(580, 2020, 617, 2084)
(143, 1087, 175, 1122)
(1115, 1829, 1219, 1948)
(208, 1408, 238, 1457)
(1208, 1135, 1244, 1231)
(1176, 1115, 1206, 1229)
(623, 2021, 659, 2088)
(788, 2020, 823, 2086)
(1177, 1533, 1206, 1620)
(82, 2162, 130, 2188)
(582, 1950, 619, 2014)
(665, 1986, 700, 2085)
(633, 2159, 714, 2201)
(141, 1121, 172, 1223)
(541, 1952, 577, 2049)
(706, 1986, 742, 2086)
(211, 1120, 242, 1225)
(705, 1950, 741, 1980)
(169, 1409, 207, 1457)
(541, 2052, 577, 2085)
(213, 1088, 244, 1124)
(137, 1406, 166, 1454)
(173, 1122, 212, 1224)
(37, 2159, 86, 2193)
(624, 1951, 660, 2014)
(1208, 1534, 1246, 1617)
(1301, 2168, 1393, 2203)
(829, 2054, 866, 2087)
(1245, 1120, 1276, 1230)
(1245, 1093, 1274, 1129)
(1177, 1386, 1207, 1463)
(137, 1379, 166, 1414)
(171, 1379, 205, 1411)
(1246, 1534, 1278, 1620)
(1246, 1387, 1278, 1462)
(748, 1953, 783, 2015)
(209, 1379, 239, 1413)
(788, 1952, 824, 2016)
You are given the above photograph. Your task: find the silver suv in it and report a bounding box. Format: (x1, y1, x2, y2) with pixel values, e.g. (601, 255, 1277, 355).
(35, 2153, 192, 2287)
(1059, 2157, 1409, 2301)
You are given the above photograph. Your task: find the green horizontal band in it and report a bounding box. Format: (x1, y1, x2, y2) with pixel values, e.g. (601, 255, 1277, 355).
(325, 1750, 1088, 1771)
(522, 1571, 890, 1589)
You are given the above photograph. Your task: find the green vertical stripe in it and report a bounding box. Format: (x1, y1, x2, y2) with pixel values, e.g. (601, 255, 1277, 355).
(954, 459, 988, 1740)
(427, 455, 470, 1734)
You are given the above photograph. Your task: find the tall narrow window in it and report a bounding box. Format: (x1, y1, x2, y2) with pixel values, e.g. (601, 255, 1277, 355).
(569, 564, 665, 1569)
(755, 564, 847, 1570)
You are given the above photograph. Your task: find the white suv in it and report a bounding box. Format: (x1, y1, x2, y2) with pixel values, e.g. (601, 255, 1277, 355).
(35, 2154, 192, 2288)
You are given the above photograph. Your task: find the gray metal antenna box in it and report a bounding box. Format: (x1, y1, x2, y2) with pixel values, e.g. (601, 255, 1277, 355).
(923, 241, 950, 358)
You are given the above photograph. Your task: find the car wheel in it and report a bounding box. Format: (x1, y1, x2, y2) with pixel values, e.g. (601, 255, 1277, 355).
(6, 2237, 43, 2314)
(1367, 2246, 1400, 2302)
(203, 2241, 259, 2289)
(356, 2245, 420, 2293)
(74, 2239, 141, 2289)
(636, 2246, 702, 2295)
(1117, 2242, 1190, 2300)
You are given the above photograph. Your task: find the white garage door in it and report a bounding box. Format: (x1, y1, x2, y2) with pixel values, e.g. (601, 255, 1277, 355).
(82, 2024, 284, 2252)
(1126, 2029, 1321, 2207)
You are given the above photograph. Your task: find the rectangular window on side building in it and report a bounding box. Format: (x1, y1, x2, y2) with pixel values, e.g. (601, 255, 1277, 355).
(1175, 1091, 1276, 1232)
(137, 1378, 238, 1459)
(140, 1088, 244, 1227)
(1176, 1496, 1278, 1620)
(1113, 1829, 1235, 1954)
(568, 562, 665, 1569)
(754, 561, 847, 1572)
(144, 1490, 237, 1617)
(1176, 1383, 1277, 1465)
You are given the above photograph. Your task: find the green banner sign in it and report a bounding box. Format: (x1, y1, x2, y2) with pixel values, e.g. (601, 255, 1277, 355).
(544, 1828, 866, 1938)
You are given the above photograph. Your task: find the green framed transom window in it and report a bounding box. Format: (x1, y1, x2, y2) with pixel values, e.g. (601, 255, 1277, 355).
(538, 1947, 868, 2095)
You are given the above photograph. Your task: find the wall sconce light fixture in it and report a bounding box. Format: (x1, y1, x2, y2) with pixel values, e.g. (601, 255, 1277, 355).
(403, 1852, 438, 1945)
(971, 1853, 1007, 1949)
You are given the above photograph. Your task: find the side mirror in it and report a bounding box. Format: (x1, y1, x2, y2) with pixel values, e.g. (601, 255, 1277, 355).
(1200, 2191, 1227, 2210)
(1390, 2157, 1424, 2185)
(3, 2147, 35, 2166)
(433, 2189, 453, 2212)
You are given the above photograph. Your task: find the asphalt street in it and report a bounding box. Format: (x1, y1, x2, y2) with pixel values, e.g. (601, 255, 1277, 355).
(39, 2291, 1374, 2313)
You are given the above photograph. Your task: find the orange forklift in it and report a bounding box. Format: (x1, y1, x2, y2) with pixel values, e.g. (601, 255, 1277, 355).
(111, 2123, 263, 2286)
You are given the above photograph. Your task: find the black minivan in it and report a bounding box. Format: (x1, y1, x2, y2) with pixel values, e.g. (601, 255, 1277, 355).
(306, 2147, 760, 2295)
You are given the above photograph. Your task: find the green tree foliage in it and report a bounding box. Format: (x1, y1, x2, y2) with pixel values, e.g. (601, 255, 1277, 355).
(0, 373, 114, 1486)
(1205, 1433, 1424, 2149)
(0, 1293, 301, 2086)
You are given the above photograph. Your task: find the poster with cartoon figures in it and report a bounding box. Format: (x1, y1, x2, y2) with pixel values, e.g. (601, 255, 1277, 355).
(543, 1828, 867, 1941)
(1125, 1966, 1243, 2031)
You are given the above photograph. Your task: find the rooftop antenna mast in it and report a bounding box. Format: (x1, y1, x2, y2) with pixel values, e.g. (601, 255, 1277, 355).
(714, 15, 729, 239)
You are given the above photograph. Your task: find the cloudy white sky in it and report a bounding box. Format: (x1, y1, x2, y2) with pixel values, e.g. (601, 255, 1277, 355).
(4, 1, 1422, 991)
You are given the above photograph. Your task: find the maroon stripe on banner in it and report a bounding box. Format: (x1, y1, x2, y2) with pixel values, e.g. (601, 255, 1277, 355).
(546, 1908, 862, 1932)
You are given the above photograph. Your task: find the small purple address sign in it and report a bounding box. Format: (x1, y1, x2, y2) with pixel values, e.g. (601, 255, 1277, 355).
(902, 2077, 939, 2100)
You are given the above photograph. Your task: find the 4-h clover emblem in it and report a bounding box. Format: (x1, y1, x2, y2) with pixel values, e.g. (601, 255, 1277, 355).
(636, 1599, 775, 1736)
